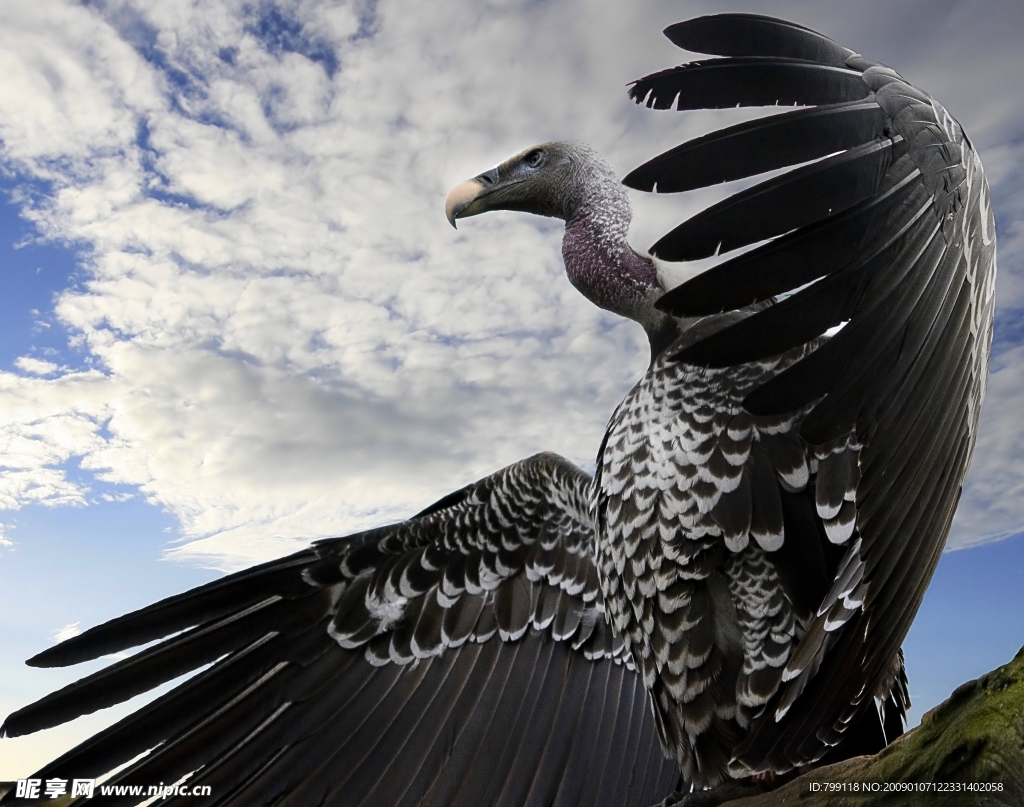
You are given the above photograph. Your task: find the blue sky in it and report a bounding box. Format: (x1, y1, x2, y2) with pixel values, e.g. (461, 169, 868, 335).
(1, 0, 1023, 779)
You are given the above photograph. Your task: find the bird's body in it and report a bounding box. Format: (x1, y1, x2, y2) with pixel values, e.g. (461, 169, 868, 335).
(2, 14, 995, 806)
(596, 326, 812, 785)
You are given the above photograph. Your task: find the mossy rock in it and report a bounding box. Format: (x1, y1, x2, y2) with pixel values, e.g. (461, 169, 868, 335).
(721, 645, 1024, 807)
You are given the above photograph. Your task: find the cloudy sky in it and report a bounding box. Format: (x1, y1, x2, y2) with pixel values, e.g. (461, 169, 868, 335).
(1, 0, 1023, 780)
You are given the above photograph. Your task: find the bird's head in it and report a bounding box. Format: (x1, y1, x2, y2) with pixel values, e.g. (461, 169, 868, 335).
(444, 140, 671, 350)
(445, 141, 621, 228)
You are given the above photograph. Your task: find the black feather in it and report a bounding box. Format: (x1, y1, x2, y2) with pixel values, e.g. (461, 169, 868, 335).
(786, 222, 946, 440)
(710, 469, 752, 545)
(655, 155, 921, 317)
(14, 628, 325, 781)
(414, 483, 473, 517)
(816, 452, 854, 519)
(663, 14, 853, 67)
(860, 280, 974, 492)
(749, 445, 784, 546)
(495, 574, 533, 640)
(5, 590, 329, 736)
(442, 591, 486, 646)
(772, 489, 843, 620)
(551, 592, 583, 641)
(672, 179, 934, 376)
(624, 102, 886, 194)
(27, 553, 317, 668)
(795, 225, 948, 442)
(628, 58, 869, 114)
(650, 137, 894, 262)
(411, 593, 445, 656)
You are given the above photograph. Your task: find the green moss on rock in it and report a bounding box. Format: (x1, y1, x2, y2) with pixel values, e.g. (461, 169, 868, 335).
(721, 645, 1024, 807)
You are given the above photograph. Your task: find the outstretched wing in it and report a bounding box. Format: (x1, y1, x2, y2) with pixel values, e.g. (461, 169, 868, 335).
(1, 453, 678, 806)
(625, 14, 995, 772)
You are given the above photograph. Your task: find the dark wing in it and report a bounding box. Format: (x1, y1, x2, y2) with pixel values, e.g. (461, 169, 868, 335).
(626, 14, 996, 772)
(1, 453, 678, 806)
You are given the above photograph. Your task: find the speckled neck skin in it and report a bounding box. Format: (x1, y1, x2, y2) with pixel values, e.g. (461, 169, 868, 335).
(562, 209, 662, 321)
(557, 147, 677, 354)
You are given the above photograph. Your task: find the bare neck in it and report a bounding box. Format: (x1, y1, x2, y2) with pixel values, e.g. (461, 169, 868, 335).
(561, 204, 678, 357)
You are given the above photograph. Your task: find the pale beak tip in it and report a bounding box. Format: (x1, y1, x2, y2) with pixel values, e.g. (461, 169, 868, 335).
(444, 178, 485, 232)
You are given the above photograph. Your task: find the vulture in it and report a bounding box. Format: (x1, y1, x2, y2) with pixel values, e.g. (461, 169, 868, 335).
(1, 13, 996, 807)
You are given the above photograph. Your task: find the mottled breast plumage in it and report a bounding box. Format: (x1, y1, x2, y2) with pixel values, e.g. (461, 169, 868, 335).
(593, 326, 818, 784)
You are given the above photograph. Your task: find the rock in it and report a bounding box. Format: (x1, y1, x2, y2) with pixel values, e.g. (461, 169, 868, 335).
(717, 645, 1024, 807)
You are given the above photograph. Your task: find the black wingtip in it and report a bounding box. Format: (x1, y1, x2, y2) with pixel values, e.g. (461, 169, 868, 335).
(26, 639, 89, 669)
(622, 166, 654, 192)
(414, 484, 472, 518)
(21, 552, 316, 669)
(663, 14, 854, 68)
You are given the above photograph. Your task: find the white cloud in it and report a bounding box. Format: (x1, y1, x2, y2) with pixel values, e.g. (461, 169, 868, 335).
(52, 622, 81, 643)
(13, 358, 60, 376)
(0, 0, 667, 568)
(0, 369, 115, 509)
(0, 0, 1021, 571)
(949, 343, 1024, 549)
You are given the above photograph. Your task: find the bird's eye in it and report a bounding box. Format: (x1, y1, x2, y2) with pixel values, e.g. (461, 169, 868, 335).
(525, 150, 544, 168)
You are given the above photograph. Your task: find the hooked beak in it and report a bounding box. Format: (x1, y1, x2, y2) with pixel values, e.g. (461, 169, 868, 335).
(445, 168, 499, 228)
